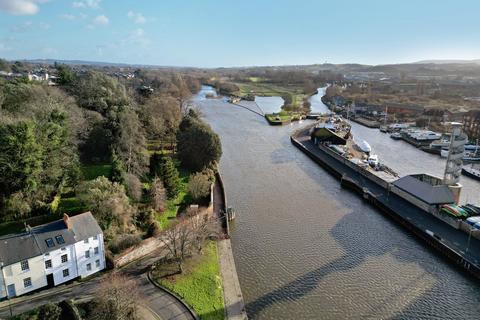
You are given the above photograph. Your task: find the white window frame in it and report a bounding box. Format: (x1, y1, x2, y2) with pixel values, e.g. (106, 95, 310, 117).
(61, 254, 68, 263)
(20, 260, 29, 271)
(23, 277, 32, 288)
(85, 250, 90, 259)
(62, 268, 69, 278)
(94, 247, 99, 255)
(45, 259, 52, 269)
(95, 260, 100, 268)
(86, 263, 92, 271)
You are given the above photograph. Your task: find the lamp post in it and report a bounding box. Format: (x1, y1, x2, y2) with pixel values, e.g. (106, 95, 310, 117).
(0, 262, 13, 317)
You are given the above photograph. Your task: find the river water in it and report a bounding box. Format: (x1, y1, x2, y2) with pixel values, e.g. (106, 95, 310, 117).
(193, 85, 480, 320)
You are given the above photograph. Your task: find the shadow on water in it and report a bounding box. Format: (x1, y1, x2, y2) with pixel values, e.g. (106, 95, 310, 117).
(246, 199, 480, 319)
(244, 135, 480, 319)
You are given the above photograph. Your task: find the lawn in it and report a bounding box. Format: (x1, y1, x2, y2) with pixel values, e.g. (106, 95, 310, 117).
(156, 166, 192, 230)
(81, 164, 112, 180)
(153, 241, 224, 320)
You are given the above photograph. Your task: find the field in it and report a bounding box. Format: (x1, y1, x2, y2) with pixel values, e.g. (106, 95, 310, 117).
(153, 241, 224, 320)
(233, 80, 307, 109)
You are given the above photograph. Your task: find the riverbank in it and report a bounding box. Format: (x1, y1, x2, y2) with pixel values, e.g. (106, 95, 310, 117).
(291, 126, 480, 280)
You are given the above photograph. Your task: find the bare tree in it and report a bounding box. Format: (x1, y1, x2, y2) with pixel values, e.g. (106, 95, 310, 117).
(93, 274, 140, 320)
(150, 176, 166, 212)
(159, 213, 219, 273)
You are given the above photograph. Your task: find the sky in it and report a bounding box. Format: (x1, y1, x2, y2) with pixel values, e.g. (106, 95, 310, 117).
(0, 0, 479, 67)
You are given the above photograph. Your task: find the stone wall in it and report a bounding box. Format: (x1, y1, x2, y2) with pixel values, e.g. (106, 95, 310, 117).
(114, 184, 215, 268)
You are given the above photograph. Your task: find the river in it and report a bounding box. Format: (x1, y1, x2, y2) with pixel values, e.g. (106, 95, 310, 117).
(192, 85, 480, 320)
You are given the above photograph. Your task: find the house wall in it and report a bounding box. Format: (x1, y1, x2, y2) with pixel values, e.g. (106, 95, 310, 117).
(1, 255, 47, 298)
(44, 245, 78, 286)
(73, 233, 106, 278)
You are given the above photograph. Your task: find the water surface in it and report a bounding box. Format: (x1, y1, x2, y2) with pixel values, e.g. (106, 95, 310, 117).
(193, 86, 480, 320)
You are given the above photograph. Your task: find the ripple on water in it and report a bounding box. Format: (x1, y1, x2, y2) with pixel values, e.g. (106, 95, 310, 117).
(193, 88, 480, 320)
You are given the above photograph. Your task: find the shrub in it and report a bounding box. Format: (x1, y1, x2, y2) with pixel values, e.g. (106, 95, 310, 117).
(146, 221, 162, 237)
(108, 233, 142, 254)
(126, 173, 142, 201)
(188, 172, 212, 202)
(38, 303, 62, 320)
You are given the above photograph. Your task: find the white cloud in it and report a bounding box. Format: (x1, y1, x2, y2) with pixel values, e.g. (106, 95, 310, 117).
(87, 14, 108, 28)
(0, 0, 39, 15)
(60, 13, 76, 20)
(121, 28, 150, 48)
(72, 0, 100, 9)
(127, 11, 146, 24)
(93, 14, 108, 25)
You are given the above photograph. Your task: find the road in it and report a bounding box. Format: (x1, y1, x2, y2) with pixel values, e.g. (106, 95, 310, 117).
(0, 246, 195, 319)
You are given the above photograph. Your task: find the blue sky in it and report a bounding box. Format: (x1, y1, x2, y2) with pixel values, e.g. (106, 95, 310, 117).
(0, 0, 479, 67)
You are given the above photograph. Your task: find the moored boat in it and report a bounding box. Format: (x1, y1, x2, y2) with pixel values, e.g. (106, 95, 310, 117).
(462, 165, 480, 181)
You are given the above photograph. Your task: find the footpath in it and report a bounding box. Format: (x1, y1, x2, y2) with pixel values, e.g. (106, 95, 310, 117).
(218, 239, 247, 320)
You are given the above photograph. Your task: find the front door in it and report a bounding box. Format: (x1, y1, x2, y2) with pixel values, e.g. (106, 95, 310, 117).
(7, 284, 15, 298)
(46, 274, 54, 287)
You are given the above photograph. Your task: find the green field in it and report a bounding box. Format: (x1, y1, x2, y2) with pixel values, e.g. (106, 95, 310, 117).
(154, 241, 224, 320)
(233, 80, 307, 109)
(265, 111, 304, 125)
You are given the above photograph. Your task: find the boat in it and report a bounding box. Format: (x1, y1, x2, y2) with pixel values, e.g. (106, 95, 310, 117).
(367, 154, 379, 167)
(390, 132, 402, 140)
(355, 139, 371, 153)
(462, 165, 480, 181)
(441, 148, 480, 161)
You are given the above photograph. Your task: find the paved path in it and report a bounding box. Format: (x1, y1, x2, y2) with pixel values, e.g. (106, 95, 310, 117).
(0, 245, 194, 320)
(213, 177, 248, 320)
(218, 240, 248, 320)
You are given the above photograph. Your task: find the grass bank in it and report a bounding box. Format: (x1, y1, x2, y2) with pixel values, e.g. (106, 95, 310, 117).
(233, 80, 307, 109)
(265, 111, 305, 125)
(153, 241, 224, 320)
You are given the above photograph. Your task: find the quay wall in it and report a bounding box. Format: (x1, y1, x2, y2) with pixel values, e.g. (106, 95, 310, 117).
(290, 132, 480, 280)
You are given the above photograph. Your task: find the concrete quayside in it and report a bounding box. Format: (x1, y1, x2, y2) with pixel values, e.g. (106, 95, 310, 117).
(291, 123, 480, 279)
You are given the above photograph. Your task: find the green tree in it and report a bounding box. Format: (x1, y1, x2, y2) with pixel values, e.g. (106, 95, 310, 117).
(77, 176, 135, 230)
(38, 302, 62, 320)
(55, 64, 76, 86)
(150, 154, 179, 199)
(0, 121, 43, 197)
(177, 117, 222, 172)
(188, 172, 211, 202)
(111, 153, 127, 185)
(73, 71, 130, 114)
(161, 156, 180, 199)
(112, 107, 148, 176)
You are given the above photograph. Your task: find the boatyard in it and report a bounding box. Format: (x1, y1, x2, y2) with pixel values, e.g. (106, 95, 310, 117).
(292, 117, 480, 279)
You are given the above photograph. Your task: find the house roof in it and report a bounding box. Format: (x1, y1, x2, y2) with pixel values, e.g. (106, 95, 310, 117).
(0, 212, 102, 267)
(393, 175, 455, 205)
(0, 234, 42, 267)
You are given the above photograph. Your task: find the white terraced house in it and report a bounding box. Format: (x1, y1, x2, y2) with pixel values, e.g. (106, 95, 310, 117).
(0, 212, 106, 299)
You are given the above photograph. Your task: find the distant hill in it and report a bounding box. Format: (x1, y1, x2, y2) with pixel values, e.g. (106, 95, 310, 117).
(415, 59, 480, 65)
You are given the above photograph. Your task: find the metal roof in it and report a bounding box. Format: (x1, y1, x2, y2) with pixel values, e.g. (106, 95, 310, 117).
(393, 175, 455, 205)
(0, 212, 102, 267)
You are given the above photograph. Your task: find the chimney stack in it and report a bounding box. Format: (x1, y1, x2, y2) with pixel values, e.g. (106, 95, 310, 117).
(63, 213, 71, 229)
